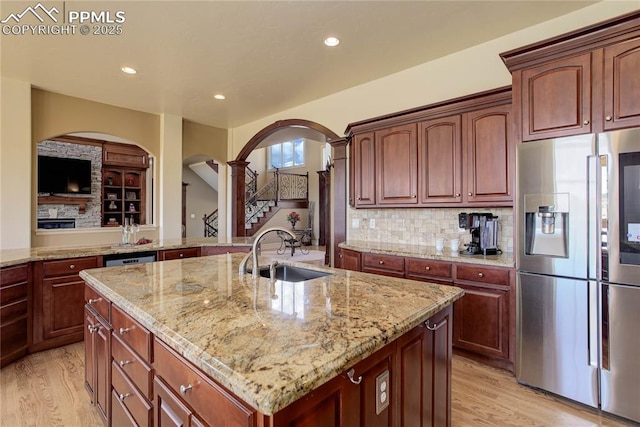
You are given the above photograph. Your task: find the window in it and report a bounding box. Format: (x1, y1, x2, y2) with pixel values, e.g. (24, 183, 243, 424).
(268, 138, 305, 169)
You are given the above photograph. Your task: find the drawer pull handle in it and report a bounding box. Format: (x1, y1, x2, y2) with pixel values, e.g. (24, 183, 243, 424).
(87, 325, 98, 333)
(179, 253, 184, 257)
(119, 360, 132, 368)
(605, 115, 612, 121)
(477, 272, 484, 278)
(180, 384, 193, 395)
(468, 192, 473, 196)
(379, 260, 384, 265)
(425, 320, 445, 331)
(88, 298, 101, 304)
(346, 368, 362, 385)
(119, 393, 131, 401)
(69, 264, 76, 270)
(119, 327, 131, 334)
(425, 266, 431, 271)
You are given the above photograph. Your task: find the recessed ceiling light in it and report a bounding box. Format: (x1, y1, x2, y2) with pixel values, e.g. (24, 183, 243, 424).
(121, 66, 137, 75)
(213, 94, 226, 100)
(324, 36, 340, 47)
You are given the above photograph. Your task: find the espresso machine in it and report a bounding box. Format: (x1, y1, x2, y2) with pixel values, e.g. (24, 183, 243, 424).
(458, 212, 500, 255)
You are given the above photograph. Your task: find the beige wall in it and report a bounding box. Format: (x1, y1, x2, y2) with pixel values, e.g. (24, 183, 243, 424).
(0, 78, 32, 249)
(182, 120, 227, 162)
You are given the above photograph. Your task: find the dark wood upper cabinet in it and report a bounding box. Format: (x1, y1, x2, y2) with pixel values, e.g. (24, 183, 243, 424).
(346, 86, 513, 208)
(375, 124, 418, 205)
(520, 53, 592, 140)
(419, 116, 462, 204)
(463, 104, 513, 204)
(603, 36, 640, 130)
(352, 132, 376, 207)
(501, 10, 640, 140)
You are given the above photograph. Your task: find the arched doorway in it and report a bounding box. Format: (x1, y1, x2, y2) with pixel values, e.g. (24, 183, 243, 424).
(229, 119, 346, 264)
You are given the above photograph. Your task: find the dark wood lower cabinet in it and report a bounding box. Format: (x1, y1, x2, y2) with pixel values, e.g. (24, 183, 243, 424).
(84, 305, 111, 424)
(0, 263, 31, 368)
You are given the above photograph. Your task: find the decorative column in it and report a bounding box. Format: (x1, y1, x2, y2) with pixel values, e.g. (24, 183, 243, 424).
(329, 138, 348, 267)
(227, 160, 249, 237)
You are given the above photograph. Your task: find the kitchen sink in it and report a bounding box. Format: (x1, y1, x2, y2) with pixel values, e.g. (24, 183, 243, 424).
(258, 265, 331, 282)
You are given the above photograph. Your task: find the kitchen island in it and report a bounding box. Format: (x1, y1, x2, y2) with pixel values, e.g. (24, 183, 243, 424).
(80, 253, 463, 426)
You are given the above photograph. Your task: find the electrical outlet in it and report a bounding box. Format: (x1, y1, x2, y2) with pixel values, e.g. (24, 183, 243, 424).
(352, 218, 360, 228)
(370, 218, 376, 228)
(375, 370, 390, 415)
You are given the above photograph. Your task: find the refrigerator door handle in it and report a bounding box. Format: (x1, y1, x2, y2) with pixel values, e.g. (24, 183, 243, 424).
(601, 283, 610, 371)
(588, 280, 599, 368)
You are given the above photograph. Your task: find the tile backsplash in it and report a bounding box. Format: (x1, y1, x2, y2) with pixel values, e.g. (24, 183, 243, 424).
(348, 207, 514, 253)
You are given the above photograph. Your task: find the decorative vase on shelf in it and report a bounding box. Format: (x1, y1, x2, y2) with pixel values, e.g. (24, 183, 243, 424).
(108, 200, 117, 210)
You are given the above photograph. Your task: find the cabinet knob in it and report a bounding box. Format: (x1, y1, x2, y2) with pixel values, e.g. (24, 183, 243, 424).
(583, 120, 590, 125)
(69, 264, 76, 270)
(118, 393, 131, 401)
(180, 384, 193, 395)
(379, 260, 384, 265)
(88, 298, 101, 305)
(455, 193, 460, 197)
(605, 115, 612, 121)
(87, 325, 98, 333)
(119, 360, 132, 368)
(468, 192, 472, 196)
(179, 253, 184, 257)
(119, 327, 131, 334)
(425, 266, 431, 271)
(478, 272, 484, 278)
(412, 194, 416, 198)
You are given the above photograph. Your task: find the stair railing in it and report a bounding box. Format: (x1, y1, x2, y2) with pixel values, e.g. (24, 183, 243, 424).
(203, 209, 218, 237)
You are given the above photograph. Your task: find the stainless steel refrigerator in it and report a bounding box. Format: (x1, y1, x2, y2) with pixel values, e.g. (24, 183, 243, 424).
(516, 129, 640, 424)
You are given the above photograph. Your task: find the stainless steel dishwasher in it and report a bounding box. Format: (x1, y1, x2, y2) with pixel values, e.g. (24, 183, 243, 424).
(103, 250, 157, 267)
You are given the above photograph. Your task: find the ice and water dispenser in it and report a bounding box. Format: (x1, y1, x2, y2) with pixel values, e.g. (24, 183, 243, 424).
(524, 193, 570, 258)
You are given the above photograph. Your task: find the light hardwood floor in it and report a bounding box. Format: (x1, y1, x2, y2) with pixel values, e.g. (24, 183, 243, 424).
(0, 343, 635, 426)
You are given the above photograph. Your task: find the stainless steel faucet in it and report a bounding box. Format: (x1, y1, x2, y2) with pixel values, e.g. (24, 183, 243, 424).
(239, 227, 296, 278)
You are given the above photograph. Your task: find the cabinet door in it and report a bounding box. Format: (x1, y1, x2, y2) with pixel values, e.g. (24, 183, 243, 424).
(463, 104, 513, 204)
(397, 306, 452, 427)
(42, 275, 85, 340)
(603, 37, 640, 130)
(339, 248, 361, 272)
(521, 53, 592, 140)
(375, 124, 418, 205)
(452, 284, 509, 360)
(84, 306, 110, 424)
(84, 307, 97, 402)
(419, 116, 462, 204)
(352, 132, 376, 207)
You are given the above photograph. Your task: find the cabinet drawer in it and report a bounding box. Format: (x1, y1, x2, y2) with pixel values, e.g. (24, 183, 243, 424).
(154, 338, 256, 427)
(0, 299, 27, 324)
(0, 281, 28, 306)
(405, 258, 453, 280)
(112, 333, 152, 399)
(111, 305, 151, 363)
(456, 265, 510, 287)
(1, 264, 29, 286)
(159, 247, 200, 261)
(42, 257, 99, 278)
(112, 361, 152, 427)
(85, 286, 110, 321)
(362, 253, 405, 277)
(111, 389, 138, 427)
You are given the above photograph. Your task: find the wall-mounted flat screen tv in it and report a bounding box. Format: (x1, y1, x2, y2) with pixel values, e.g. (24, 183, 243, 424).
(38, 155, 92, 195)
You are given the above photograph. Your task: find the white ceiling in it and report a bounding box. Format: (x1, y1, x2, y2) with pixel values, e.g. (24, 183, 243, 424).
(1, 1, 598, 129)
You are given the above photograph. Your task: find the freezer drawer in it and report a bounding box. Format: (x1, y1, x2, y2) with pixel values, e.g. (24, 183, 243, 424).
(516, 272, 598, 408)
(601, 283, 640, 423)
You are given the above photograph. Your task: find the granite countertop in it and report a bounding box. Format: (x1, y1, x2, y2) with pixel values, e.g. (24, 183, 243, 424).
(80, 254, 464, 415)
(0, 237, 253, 268)
(340, 240, 514, 268)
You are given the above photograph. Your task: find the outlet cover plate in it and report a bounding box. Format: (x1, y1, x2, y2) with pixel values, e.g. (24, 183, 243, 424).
(375, 369, 390, 415)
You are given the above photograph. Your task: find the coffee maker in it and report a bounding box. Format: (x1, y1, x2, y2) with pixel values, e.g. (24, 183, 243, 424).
(458, 212, 500, 255)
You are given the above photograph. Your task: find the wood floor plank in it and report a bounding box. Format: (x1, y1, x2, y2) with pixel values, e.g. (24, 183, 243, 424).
(0, 343, 636, 426)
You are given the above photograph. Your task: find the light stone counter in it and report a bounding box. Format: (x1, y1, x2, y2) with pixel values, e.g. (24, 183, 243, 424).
(0, 237, 253, 268)
(80, 253, 463, 415)
(340, 240, 514, 267)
